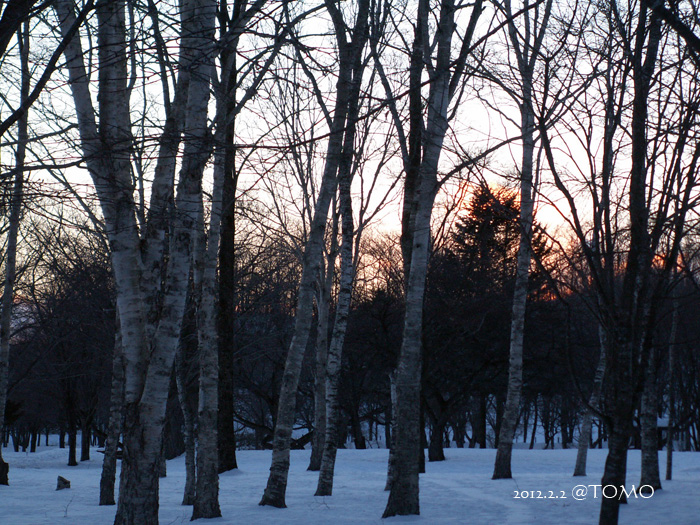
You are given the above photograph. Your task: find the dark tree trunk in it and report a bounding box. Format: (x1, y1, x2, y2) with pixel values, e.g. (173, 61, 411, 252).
(68, 428, 78, 467)
(529, 397, 538, 450)
(350, 408, 366, 450)
(216, 47, 238, 474)
(428, 418, 446, 462)
(476, 396, 487, 449)
(385, 371, 397, 491)
(666, 293, 677, 480)
(81, 423, 91, 461)
(599, 423, 631, 525)
(384, 400, 392, 450)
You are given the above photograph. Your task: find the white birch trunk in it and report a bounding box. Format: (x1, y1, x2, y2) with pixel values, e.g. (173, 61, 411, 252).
(493, 0, 552, 480)
(315, 173, 355, 496)
(100, 322, 125, 505)
(574, 326, 607, 476)
(116, 0, 217, 520)
(308, 240, 335, 472)
(383, 0, 485, 515)
(175, 339, 196, 505)
(259, 0, 370, 506)
(191, 68, 229, 518)
(56, 0, 217, 521)
(384, 11, 452, 512)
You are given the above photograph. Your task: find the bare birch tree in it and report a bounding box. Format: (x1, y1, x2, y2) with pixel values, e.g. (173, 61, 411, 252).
(54, 0, 217, 521)
(371, 0, 487, 516)
(492, 0, 553, 480)
(259, 0, 371, 508)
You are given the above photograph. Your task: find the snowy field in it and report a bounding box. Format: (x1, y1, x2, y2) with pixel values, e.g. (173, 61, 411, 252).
(0, 445, 698, 524)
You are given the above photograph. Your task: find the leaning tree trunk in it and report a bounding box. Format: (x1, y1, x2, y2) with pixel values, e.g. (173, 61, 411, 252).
(574, 326, 607, 476)
(314, 24, 367, 491)
(259, 1, 369, 507)
(100, 325, 125, 505)
(259, 95, 346, 509)
(639, 346, 661, 492)
(0, 19, 29, 487)
(493, 0, 551, 480)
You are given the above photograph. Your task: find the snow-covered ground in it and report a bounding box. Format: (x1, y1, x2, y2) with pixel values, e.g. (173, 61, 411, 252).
(0, 445, 697, 524)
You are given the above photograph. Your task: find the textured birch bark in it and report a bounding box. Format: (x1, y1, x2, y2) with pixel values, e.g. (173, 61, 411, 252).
(574, 327, 606, 477)
(493, 0, 553, 481)
(191, 63, 230, 518)
(315, 168, 356, 496)
(175, 339, 196, 505)
(308, 229, 336, 472)
(385, 3, 452, 513)
(383, 0, 484, 515)
(258, 0, 370, 508)
(314, 4, 370, 491)
(116, 1, 217, 521)
(56, 0, 217, 521)
(383, 186, 436, 517)
(0, 20, 29, 487)
(100, 324, 124, 505)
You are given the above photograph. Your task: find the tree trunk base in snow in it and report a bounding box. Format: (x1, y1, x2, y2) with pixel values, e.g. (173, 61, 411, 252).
(308, 441, 322, 471)
(259, 465, 288, 508)
(492, 444, 513, 479)
(192, 500, 221, 520)
(382, 471, 419, 518)
(0, 458, 8, 485)
(598, 428, 630, 525)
